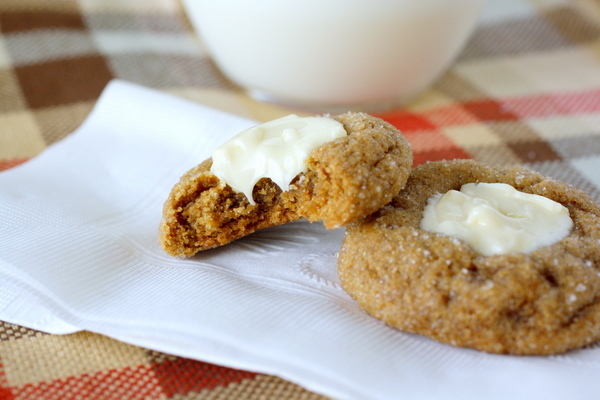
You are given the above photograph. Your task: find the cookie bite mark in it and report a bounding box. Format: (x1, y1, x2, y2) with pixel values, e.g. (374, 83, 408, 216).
(338, 159, 600, 355)
(161, 159, 297, 255)
(160, 112, 413, 257)
(210, 115, 347, 205)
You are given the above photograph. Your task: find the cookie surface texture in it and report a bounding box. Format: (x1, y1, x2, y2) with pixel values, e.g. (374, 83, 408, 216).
(338, 159, 600, 355)
(160, 112, 413, 257)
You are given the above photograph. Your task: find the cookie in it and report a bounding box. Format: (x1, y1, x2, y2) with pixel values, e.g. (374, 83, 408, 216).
(160, 112, 413, 257)
(338, 159, 600, 355)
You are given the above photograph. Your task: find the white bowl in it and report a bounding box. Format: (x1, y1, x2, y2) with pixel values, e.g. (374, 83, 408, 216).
(183, 0, 486, 111)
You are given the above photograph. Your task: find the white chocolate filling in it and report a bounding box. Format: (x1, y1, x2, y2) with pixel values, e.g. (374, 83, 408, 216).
(210, 115, 346, 205)
(420, 182, 573, 256)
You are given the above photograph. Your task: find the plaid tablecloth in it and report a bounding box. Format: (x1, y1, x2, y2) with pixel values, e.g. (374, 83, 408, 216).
(2, 0, 600, 399)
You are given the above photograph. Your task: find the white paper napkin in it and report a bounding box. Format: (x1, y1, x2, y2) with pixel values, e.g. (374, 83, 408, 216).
(1, 80, 600, 400)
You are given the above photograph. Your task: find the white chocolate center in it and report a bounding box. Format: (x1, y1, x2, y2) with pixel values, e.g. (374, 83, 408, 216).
(210, 115, 346, 205)
(420, 182, 573, 256)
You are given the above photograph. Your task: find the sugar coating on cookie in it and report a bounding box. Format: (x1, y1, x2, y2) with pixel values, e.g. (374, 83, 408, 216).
(160, 112, 413, 257)
(338, 159, 600, 355)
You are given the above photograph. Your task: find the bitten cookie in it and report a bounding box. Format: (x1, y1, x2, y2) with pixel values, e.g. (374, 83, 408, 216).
(338, 159, 600, 355)
(160, 112, 413, 257)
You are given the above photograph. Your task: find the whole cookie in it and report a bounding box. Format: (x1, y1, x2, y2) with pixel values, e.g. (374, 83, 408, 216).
(160, 112, 413, 257)
(338, 159, 600, 355)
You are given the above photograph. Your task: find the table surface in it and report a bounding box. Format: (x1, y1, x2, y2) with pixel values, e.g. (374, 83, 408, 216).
(2, 0, 600, 399)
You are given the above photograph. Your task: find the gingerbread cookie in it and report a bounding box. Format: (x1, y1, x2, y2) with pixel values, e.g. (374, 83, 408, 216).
(338, 159, 600, 355)
(160, 112, 413, 257)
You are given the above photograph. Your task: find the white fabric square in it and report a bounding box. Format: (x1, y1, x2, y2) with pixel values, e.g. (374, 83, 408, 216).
(92, 31, 206, 56)
(4, 31, 97, 66)
(456, 47, 600, 97)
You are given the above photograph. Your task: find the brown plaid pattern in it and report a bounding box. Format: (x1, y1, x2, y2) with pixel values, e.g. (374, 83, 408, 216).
(0, 322, 329, 400)
(1, 0, 600, 399)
